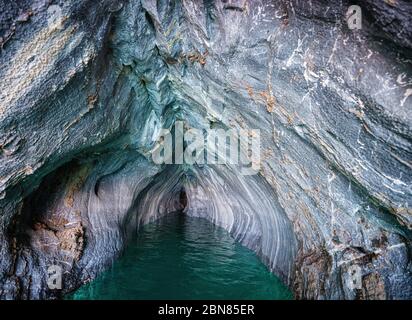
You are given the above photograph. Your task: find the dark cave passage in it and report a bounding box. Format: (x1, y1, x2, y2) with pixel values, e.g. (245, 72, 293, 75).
(179, 188, 188, 211)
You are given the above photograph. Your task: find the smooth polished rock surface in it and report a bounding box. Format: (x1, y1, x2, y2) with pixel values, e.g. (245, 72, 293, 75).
(0, 0, 411, 299)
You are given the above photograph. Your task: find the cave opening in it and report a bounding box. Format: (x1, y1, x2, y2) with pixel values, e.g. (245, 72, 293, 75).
(179, 187, 188, 211)
(67, 212, 293, 300)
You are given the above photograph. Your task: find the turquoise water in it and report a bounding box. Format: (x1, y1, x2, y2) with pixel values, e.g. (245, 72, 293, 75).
(68, 213, 292, 300)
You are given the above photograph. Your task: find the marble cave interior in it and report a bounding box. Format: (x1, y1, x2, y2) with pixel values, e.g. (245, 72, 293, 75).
(0, 0, 411, 300)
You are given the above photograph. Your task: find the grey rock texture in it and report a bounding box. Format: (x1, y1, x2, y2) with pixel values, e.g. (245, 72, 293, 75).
(0, 0, 411, 299)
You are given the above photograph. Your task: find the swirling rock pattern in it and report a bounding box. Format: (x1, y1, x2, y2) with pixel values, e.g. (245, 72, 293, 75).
(0, 0, 411, 299)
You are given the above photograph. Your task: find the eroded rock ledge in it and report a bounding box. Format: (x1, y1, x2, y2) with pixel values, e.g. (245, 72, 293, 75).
(0, 0, 411, 299)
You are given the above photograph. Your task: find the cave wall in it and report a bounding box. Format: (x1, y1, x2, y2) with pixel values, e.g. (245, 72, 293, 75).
(0, 0, 411, 299)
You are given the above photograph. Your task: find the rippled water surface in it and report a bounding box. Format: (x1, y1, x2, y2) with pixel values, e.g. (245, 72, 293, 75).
(69, 213, 293, 300)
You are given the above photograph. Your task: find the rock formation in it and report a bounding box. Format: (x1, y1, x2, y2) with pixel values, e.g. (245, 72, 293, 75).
(0, 0, 411, 299)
